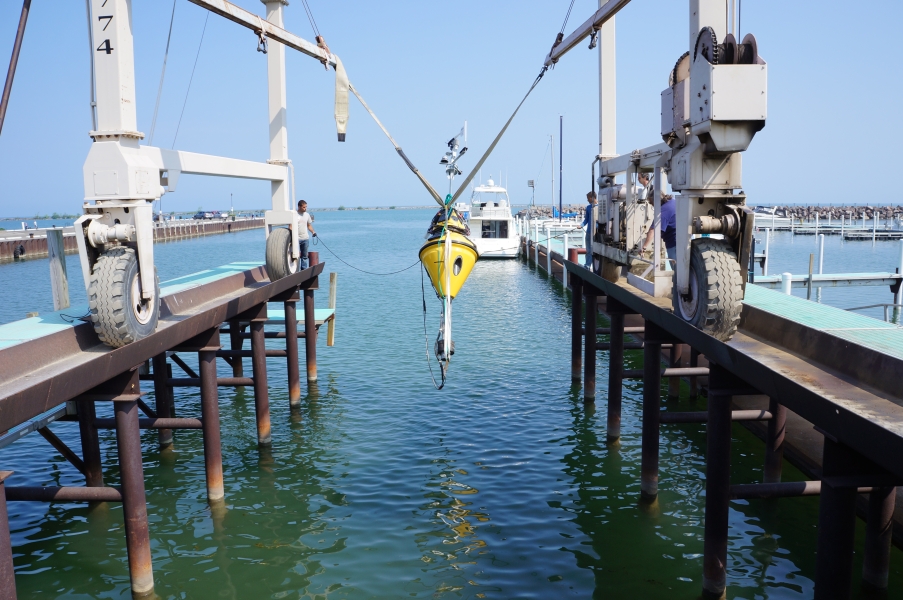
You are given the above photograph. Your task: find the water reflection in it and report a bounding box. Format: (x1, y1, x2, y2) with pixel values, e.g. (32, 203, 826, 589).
(412, 448, 496, 598)
(3, 214, 903, 598)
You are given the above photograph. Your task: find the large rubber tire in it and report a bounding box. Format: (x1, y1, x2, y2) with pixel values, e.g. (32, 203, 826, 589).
(88, 246, 161, 348)
(265, 227, 298, 281)
(672, 238, 743, 341)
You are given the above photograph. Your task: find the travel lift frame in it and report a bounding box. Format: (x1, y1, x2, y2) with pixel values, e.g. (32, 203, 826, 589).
(548, 0, 767, 341)
(76, 0, 336, 347)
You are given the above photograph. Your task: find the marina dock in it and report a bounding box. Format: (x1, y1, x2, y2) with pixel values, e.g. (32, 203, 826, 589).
(0, 254, 336, 597)
(520, 232, 903, 597)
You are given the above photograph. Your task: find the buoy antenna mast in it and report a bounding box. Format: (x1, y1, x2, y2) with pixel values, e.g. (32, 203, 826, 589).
(440, 122, 468, 186)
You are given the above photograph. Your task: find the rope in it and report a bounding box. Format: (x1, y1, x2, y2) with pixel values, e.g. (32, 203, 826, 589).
(59, 311, 91, 323)
(147, 0, 177, 146)
(347, 84, 444, 207)
(300, 0, 321, 38)
(344, 64, 547, 207)
(172, 11, 209, 149)
(312, 234, 422, 276)
(421, 264, 445, 390)
(450, 66, 548, 202)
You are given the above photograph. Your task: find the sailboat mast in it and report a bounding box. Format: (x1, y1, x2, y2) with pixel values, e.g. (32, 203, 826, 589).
(550, 134, 554, 214)
(559, 116, 563, 222)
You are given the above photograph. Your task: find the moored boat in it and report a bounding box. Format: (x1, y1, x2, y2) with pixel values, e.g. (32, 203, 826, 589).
(468, 179, 517, 258)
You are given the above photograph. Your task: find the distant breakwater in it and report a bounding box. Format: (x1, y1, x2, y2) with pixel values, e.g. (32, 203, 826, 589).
(515, 204, 903, 221)
(755, 205, 903, 220)
(515, 205, 586, 219)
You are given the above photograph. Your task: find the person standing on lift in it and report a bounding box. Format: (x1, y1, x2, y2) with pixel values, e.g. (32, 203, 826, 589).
(582, 191, 597, 269)
(296, 200, 317, 269)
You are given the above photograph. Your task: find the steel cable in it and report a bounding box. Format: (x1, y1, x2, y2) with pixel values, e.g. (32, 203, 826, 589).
(172, 11, 208, 149)
(147, 0, 177, 146)
(312, 234, 421, 276)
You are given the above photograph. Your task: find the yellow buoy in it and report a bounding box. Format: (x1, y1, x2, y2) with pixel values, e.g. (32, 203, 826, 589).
(419, 208, 479, 299)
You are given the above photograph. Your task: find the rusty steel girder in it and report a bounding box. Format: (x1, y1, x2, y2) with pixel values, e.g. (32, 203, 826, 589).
(565, 261, 903, 482)
(0, 263, 323, 432)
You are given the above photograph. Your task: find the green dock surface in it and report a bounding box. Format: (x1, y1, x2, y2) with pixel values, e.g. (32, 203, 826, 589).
(744, 284, 903, 360)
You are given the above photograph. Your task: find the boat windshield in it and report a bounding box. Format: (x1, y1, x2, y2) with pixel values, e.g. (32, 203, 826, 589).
(470, 185, 509, 208)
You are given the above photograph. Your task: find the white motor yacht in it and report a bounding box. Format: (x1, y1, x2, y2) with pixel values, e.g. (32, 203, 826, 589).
(468, 179, 517, 258)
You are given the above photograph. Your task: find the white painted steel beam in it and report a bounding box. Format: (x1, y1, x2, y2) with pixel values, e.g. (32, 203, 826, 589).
(140, 147, 286, 183)
(186, 0, 336, 67)
(90, 0, 140, 136)
(690, 0, 726, 54)
(599, 142, 671, 176)
(754, 273, 902, 290)
(598, 3, 616, 158)
(545, 0, 631, 67)
(259, 0, 296, 254)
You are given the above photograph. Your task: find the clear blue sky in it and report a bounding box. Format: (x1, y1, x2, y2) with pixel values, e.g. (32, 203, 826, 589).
(0, 0, 899, 216)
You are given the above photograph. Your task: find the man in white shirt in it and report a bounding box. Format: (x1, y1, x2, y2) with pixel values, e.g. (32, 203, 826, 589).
(637, 172, 652, 200)
(296, 200, 317, 269)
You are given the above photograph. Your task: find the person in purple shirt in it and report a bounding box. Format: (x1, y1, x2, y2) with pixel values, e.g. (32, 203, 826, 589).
(640, 193, 677, 263)
(582, 191, 597, 268)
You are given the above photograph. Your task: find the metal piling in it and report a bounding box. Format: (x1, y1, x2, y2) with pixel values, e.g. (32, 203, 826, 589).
(249, 311, 271, 447)
(571, 272, 583, 381)
(641, 324, 661, 501)
(284, 295, 301, 406)
(114, 399, 154, 596)
(199, 348, 225, 502)
(702, 366, 738, 600)
(583, 288, 596, 403)
(0, 472, 13, 600)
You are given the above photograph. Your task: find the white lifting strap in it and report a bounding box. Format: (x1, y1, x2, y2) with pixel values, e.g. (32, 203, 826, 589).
(329, 58, 546, 210)
(334, 55, 349, 142)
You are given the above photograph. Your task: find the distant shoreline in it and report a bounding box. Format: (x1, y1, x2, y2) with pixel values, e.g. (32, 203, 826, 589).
(5, 202, 899, 222)
(0, 204, 536, 221)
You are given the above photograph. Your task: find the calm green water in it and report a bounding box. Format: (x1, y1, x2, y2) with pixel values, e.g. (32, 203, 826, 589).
(1, 209, 902, 598)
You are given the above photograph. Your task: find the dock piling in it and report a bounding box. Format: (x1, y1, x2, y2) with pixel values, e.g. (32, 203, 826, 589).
(689, 348, 700, 399)
(570, 271, 583, 381)
(763, 398, 786, 483)
(702, 365, 745, 599)
(305, 253, 319, 383)
(862, 486, 896, 591)
(641, 321, 678, 501)
(284, 294, 301, 406)
(76, 399, 104, 487)
(0, 471, 14, 600)
(606, 296, 633, 443)
(781, 272, 793, 295)
(814, 438, 859, 599)
(583, 287, 597, 403)
(47, 229, 69, 311)
(895, 240, 903, 319)
(668, 344, 681, 400)
(114, 397, 155, 596)
(327, 272, 337, 347)
(641, 329, 662, 501)
(151, 353, 174, 448)
(199, 344, 225, 502)
(0, 260, 326, 594)
(246, 304, 272, 446)
(227, 318, 246, 390)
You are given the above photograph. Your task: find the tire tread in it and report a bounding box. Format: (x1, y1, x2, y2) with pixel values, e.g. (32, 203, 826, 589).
(88, 247, 159, 347)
